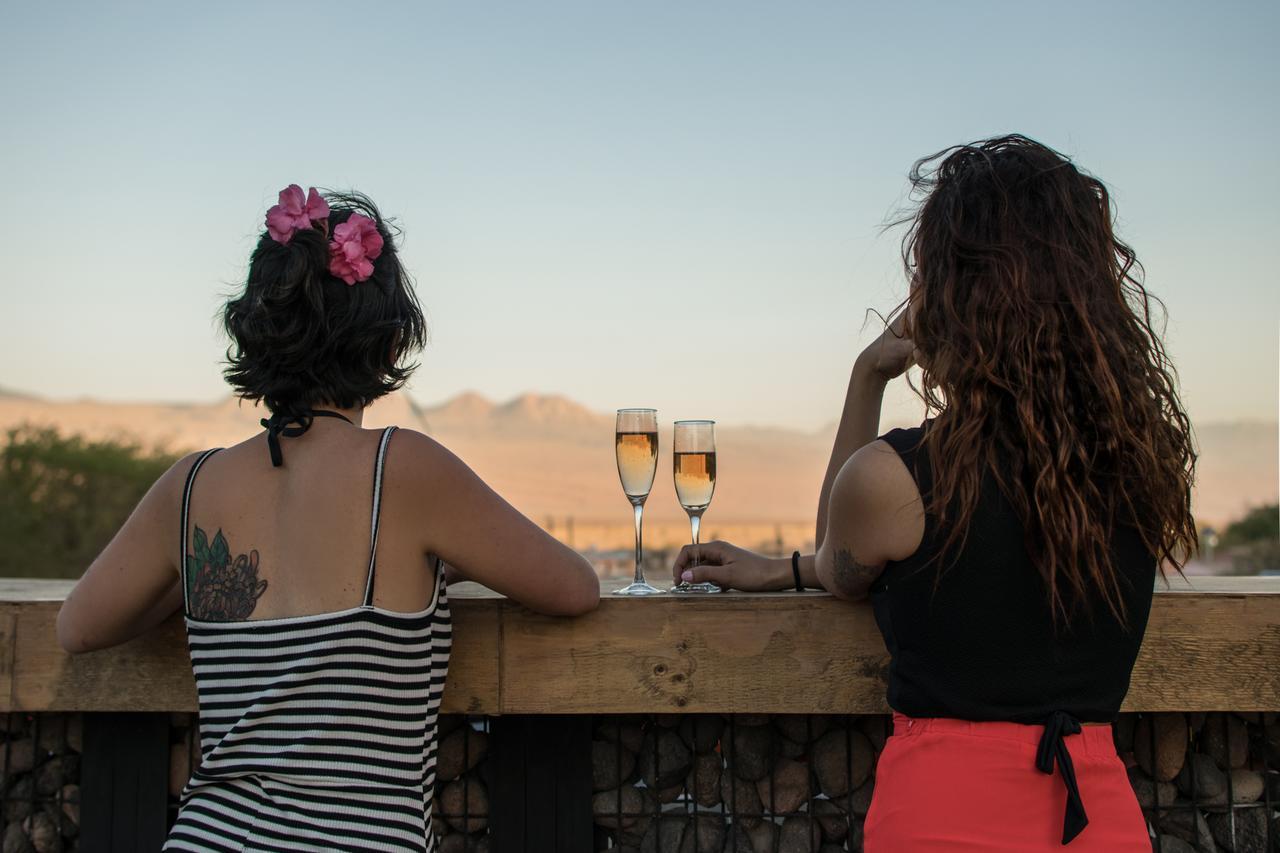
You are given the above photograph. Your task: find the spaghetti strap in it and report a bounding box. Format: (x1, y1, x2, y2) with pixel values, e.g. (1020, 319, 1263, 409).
(362, 426, 398, 607)
(179, 448, 222, 616)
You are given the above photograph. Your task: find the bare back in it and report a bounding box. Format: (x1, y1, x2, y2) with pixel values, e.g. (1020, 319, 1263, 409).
(183, 421, 436, 621)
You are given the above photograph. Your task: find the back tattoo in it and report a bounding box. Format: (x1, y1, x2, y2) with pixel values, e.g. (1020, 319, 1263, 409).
(186, 526, 268, 621)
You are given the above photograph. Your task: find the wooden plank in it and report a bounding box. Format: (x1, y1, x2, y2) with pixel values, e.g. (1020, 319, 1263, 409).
(441, 601, 501, 714)
(14, 605, 198, 712)
(0, 608, 15, 713)
(10, 597, 501, 714)
(1124, 592, 1280, 711)
(3, 578, 1278, 714)
(499, 593, 893, 714)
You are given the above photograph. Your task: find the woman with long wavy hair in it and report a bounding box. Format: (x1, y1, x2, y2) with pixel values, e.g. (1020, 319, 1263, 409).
(673, 135, 1196, 850)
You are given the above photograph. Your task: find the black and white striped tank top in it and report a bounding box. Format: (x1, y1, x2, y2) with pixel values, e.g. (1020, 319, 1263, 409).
(164, 427, 452, 853)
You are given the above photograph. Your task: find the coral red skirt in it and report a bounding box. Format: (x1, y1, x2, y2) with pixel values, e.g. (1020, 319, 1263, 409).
(864, 713, 1148, 851)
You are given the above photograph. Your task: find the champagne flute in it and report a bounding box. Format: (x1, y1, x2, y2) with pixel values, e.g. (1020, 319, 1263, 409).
(670, 420, 721, 593)
(614, 409, 662, 596)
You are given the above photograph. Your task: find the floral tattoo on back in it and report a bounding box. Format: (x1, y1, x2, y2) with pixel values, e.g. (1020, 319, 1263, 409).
(186, 526, 268, 621)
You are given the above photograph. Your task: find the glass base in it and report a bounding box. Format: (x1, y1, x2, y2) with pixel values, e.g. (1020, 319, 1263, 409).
(670, 581, 723, 594)
(614, 581, 665, 596)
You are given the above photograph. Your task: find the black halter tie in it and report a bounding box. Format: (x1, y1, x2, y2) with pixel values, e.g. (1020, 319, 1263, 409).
(260, 409, 353, 467)
(1035, 710, 1089, 844)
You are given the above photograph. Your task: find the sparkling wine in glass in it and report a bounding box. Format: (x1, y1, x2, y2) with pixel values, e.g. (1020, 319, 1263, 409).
(670, 420, 721, 593)
(614, 409, 662, 595)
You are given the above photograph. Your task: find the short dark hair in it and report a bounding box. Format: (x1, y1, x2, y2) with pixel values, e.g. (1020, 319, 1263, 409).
(222, 191, 426, 415)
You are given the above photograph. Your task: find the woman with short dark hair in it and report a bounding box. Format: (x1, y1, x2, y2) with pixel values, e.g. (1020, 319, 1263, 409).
(58, 186, 600, 852)
(674, 136, 1196, 850)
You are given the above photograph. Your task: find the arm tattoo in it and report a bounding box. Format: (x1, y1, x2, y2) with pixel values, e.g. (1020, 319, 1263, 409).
(830, 548, 879, 598)
(186, 526, 268, 621)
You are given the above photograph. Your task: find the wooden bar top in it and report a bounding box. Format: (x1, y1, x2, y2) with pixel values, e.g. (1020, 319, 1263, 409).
(1, 576, 1277, 715)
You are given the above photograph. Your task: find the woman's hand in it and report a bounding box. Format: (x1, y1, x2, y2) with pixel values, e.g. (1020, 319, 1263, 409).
(672, 541, 790, 592)
(855, 311, 916, 382)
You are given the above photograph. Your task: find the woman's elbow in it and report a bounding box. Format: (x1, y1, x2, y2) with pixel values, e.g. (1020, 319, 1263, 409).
(561, 571, 601, 615)
(55, 607, 93, 655)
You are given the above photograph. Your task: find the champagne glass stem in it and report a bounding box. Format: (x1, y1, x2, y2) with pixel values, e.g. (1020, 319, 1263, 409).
(632, 501, 645, 585)
(689, 512, 702, 567)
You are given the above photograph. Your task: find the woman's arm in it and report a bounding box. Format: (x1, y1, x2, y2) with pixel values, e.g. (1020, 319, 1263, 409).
(391, 431, 600, 616)
(815, 314, 915, 549)
(673, 441, 923, 597)
(57, 453, 200, 653)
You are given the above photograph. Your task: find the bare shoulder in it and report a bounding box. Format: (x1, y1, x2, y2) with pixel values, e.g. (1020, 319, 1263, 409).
(829, 439, 924, 563)
(380, 428, 481, 498)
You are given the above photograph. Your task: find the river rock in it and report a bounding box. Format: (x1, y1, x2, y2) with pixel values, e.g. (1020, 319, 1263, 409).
(2, 738, 36, 775)
(638, 728, 692, 789)
(592, 786, 657, 830)
(1175, 753, 1227, 805)
(720, 772, 764, 825)
(65, 717, 82, 755)
(1127, 766, 1176, 809)
(437, 727, 489, 783)
(1134, 714, 1186, 782)
(812, 729, 874, 798)
(848, 776, 875, 817)
(59, 785, 79, 837)
(4, 776, 34, 822)
(438, 777, 488, 834)
(689, 815, 725, 853)
(856, 716, 890, 752)
(1228, 768, 1264, 804)
(726, 725, 776, 782)
(743, 820, 776, 853)
(35, 715, 65, 756)
(813, 798, 848, 841)
(1, 824, 31, 853)
(593, 738, 637, 791)
(680, 715, 724, 753)
(640, 816, 693, 853)
(1153, 836, 1196, 853)
(778, 816, 821, 853)
(1202, 713, 1249, 770)
(21, 813, 58, 853)
(688, 751, 721, 807)
(756, 756, 810, 814)
(596, 718, 646, 754)
(1158, 806, 1215, 853)
(1209, 806, 1268, 852)
(774, 715, 829, 745)
(733, 714, 771, 727)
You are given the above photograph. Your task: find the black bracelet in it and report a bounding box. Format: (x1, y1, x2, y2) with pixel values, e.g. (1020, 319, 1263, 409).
(791, 551, 804, 591)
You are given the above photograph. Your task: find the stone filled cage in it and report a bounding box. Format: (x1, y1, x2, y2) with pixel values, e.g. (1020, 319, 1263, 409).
(1, 711, 1277, 852)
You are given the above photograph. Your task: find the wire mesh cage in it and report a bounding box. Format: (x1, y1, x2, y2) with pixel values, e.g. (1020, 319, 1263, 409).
(589, 712, 1280, 853)
(0, 712, 82, 852)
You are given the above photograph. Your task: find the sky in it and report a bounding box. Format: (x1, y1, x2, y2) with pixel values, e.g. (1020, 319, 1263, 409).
(1, 1, 1277, 431)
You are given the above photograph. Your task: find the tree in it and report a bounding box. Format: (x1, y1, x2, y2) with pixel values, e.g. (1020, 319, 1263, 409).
(0, 427, 177, 579)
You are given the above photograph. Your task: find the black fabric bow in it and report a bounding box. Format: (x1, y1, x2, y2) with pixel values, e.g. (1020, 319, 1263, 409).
(259, 410, 352, 467)
(1035, 710, 1089, 845)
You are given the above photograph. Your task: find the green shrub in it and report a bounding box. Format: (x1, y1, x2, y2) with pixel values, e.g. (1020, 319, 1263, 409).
(0, 427, 177, 578)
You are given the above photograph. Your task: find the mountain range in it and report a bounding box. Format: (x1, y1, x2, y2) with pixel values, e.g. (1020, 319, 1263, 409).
(0, 387, 1274, 530)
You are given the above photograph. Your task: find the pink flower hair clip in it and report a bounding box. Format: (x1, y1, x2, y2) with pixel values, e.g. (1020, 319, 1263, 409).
(328, 213, 384, 286)
(265, 184, 329, 244)
(264, 184, 384, 285)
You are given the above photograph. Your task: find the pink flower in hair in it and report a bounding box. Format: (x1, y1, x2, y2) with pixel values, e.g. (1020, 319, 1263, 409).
(265, 184, 330, 244)
(328, 213, 385, 285)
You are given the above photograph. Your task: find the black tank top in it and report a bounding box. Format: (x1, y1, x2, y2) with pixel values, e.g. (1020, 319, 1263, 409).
(871, 423, 1157, 724)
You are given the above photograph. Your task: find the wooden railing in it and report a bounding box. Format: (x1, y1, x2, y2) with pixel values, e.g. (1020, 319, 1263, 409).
(2, 576, 1278, 715)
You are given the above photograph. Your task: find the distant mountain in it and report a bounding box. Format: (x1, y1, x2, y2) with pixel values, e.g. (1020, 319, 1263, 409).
(0, 388, 1274, 528)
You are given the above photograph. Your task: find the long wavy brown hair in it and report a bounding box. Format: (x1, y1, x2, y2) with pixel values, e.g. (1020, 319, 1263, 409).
(896, 135, 1196, 622)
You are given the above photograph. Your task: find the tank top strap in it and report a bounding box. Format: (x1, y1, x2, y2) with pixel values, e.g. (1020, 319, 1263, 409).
(179, 448, 223, 616)
(362, 426, 398, 607)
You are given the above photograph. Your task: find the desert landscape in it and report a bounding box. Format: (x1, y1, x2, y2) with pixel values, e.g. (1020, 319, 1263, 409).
(0, 386, 1274, 554)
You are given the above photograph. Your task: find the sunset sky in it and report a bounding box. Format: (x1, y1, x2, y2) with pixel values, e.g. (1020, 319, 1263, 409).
(2, 1, 1276, 431)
